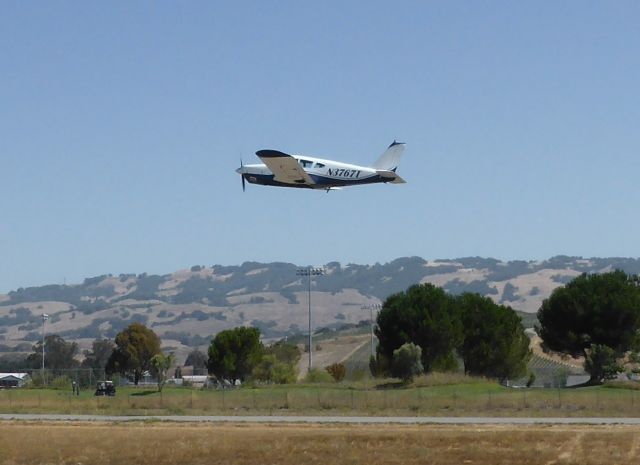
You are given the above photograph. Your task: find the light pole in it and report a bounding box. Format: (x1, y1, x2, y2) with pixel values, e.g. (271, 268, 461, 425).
(296, 266, 325, 371)
(41, 313, 49, 385)
(361, 304, 382, 357)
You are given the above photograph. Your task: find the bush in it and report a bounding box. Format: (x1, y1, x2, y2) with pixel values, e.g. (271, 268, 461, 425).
(325, 362, 346, 382)
(369, 354, 390, 378)
(585, 344, 623, 384)
(391, 343, 424, 382)
(252, 355, 296, 384)
(50, 375, 73, 390)
(304, 368, 334, 383)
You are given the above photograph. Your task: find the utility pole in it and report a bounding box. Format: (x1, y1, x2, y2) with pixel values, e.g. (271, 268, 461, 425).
(296, 266, 325, 371)
(361, 304, 382, 357)
(41, 313, 49, 385)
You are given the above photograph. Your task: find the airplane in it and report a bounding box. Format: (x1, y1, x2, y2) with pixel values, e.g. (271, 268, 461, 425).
(236, 141, 406, 191)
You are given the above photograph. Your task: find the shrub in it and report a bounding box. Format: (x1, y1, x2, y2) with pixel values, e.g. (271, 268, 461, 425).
(252, 355, 296, 384)
(325, 362, 346, 382)
(304, 368, 333, 383)
(50, 375, 73, 390)
(391, 343, 424, 382)
(585, 344, 623, 384)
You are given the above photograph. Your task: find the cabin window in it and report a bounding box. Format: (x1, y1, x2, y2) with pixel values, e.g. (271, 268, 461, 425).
(314, 163, 325, 168)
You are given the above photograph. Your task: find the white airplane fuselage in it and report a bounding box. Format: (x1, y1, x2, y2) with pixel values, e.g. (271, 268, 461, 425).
(236, 141, 406, 190)
(238, 157, 383, 189)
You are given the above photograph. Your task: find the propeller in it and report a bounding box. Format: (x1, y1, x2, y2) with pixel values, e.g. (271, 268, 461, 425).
(240, 158, 246, 192)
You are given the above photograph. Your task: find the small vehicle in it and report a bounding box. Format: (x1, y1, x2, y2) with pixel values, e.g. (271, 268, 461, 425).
(94, 380, 116, 396)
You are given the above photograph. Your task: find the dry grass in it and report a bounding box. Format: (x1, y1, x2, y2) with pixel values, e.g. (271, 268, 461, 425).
(1, 422, 639, 465)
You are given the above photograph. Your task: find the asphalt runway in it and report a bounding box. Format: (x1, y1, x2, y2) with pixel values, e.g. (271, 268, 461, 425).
(2, 413, 640, 424)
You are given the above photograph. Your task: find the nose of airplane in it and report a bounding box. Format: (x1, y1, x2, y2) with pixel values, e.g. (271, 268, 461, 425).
(237, 161, 246, 192)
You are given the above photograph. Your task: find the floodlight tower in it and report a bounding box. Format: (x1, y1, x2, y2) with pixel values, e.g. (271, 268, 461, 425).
(41, 313, 49, 384)
(361, 304, 382, 357)
(296, 266, 325, 371)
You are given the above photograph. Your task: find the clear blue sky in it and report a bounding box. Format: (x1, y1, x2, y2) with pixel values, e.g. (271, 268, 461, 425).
(2, 1, 639, 293)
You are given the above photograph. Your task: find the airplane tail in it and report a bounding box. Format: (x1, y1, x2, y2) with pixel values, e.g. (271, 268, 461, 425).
(372, 140, 405, 171)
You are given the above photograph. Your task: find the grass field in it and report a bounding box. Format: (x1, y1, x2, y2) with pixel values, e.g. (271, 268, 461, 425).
(1, 421, 639, 464)
(2, 379, 640, 417)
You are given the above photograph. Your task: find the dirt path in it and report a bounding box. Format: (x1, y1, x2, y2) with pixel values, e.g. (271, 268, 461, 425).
(297, 334, 370, 379)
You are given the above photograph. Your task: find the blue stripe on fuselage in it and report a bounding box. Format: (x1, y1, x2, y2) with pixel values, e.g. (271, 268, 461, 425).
(243, 173, 388, 189)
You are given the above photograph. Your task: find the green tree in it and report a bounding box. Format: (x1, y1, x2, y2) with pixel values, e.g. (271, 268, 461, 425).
(81, 338, 115, 370)
(151, 352, 176, 392)
(0, 354, 26, 372)
(106, 323, 161, 385)
(536, 271, 640, 356)
(207, 327, 263, 383)
(26, 334, 79, 369)
(458, 293, 531, 381)
(252, 340, 300, 384)
(265, 340, 301, 367)
(184, 349, 208, 375)
(252, 354, 296, 384)
(584, 344, 623, 384)
(391, 342, 424, 382)
(375, 284, 462, 373)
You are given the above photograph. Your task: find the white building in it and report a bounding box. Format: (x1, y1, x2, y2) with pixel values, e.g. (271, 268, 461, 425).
(0, 373, 31, 388)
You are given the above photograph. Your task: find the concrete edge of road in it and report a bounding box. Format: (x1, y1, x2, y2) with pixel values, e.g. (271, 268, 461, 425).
(2, 413, 640, 425)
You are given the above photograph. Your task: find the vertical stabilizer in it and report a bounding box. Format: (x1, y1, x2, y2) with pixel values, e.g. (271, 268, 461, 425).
(372, 140, 406, 170)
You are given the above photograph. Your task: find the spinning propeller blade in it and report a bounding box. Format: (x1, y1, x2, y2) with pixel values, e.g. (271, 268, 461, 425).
(240, 158, 246, 192)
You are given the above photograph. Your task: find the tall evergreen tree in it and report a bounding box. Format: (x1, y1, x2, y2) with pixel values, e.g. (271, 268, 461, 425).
(537, 271, 640, 356)
(458, 293, 531, 381)
(207, 327, 263, 382)
(375, 284, 462, 373)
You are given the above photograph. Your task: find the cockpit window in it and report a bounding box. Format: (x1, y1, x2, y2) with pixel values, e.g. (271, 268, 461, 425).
(299, 159, 313, 168)
(314, 163, 325, 168)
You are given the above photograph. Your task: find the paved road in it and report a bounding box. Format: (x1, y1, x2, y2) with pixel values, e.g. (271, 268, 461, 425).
(2, 413, 640, 425)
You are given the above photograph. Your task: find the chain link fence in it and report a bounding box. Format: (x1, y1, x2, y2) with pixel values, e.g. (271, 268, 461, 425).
(4, 368, 128, 390)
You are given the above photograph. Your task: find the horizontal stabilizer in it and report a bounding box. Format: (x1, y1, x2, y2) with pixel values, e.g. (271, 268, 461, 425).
(376, 170, 406, 184)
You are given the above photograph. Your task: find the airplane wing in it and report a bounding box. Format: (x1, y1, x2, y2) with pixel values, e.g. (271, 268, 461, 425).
(256, 150, 315, 186)
(376, 169, 406, 184)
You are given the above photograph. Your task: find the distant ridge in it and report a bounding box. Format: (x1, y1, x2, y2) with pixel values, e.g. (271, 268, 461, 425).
(1, 256, 639, 355)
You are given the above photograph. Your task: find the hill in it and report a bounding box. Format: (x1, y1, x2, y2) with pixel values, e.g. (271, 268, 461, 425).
(2, 256, 640, 359)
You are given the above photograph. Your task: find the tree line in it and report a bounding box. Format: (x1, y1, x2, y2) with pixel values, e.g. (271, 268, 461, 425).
(3, 270, 638, 388)
(0, 322, 301, 391)
(372, 270, 640, 385)
(372, 284, 531, 382)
